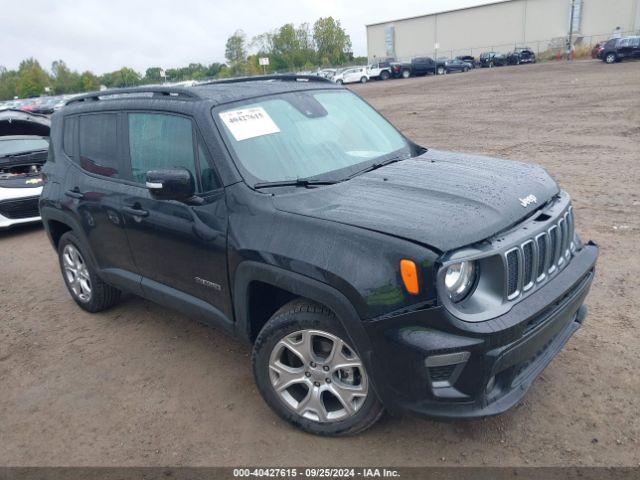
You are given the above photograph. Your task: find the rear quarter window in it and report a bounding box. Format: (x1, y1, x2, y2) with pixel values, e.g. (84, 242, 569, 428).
(63, 116, 76, 159)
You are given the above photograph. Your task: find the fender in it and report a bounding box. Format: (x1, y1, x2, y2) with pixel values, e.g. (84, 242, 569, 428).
(233, 261, 373, 355)
(232, 261, 385, 402)
(40, 205, 92, 258)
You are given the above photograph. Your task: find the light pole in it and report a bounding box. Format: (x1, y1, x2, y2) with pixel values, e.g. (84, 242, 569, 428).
(568, 0, 576, 60)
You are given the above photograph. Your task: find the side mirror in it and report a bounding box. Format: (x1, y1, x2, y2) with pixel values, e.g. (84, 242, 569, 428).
(145, 168, 195, 202)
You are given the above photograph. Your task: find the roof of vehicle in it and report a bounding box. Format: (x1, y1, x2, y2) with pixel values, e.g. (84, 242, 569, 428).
(65, 75, 341, 109)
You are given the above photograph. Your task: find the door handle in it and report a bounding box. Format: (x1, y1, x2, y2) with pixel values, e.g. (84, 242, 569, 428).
(65, 189, 84, 199)
(122, 206, 149, 217)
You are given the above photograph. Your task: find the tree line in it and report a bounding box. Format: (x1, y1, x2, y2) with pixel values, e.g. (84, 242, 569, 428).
(0, 16, 364, 101)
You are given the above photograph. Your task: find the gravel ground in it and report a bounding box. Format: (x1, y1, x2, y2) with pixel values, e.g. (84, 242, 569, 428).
(1, 59, 639, 467)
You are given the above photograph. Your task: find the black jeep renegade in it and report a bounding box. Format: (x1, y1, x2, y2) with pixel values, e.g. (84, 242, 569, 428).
(40, 76, 598, 436)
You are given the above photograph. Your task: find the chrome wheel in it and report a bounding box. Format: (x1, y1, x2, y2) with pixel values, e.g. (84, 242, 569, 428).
(605, 53, 616, 64)
(62, 244, 92, 302)
(268, 329, 369, 423)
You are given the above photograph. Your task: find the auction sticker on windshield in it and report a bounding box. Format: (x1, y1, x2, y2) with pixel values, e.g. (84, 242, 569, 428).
(219, 107, 280, 141)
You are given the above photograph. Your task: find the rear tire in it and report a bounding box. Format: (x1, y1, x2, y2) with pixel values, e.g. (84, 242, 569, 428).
(401, 69, 410, 79)
(252, 299, 384, 436)
(58, 232, 121, 313)
(437, 66, 445, 75)
(380, 70, 390, 80)
(335, 79, 343, 85)
(360, 76, 367, 84)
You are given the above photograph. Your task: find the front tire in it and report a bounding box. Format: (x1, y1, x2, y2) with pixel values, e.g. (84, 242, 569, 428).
(58, 232, 121, 313)
(252, 300, 384, 436)
(604, 53, 617, 64)
(437, 66, 445, 75)
(401, 69, 410, 79)
(335, 79, 343, 85)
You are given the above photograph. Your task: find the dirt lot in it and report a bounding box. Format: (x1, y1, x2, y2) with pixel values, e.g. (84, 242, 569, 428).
(1, 60, 639, 467)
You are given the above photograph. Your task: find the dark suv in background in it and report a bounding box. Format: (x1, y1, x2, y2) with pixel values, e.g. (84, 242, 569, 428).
(479, 51, 508, 67)
(599, 36, 640, 63)
(40, 76, 598, 436)
(507, 48, 536, 65)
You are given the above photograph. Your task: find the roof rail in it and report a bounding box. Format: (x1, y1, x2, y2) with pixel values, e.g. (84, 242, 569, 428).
(198, 74, 333, 86)
(65, 86, 201, 105)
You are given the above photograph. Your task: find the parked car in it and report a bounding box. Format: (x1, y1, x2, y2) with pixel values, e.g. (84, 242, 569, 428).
(591, 42, 605, 59)
(40, 77, 598, 436)
(0, 109, 50, 229)
(416, 57, 448, 75)
(332, 67, 369, 84)
(444, 58, 472, 73)
(479, 52, 508, 67)
(31, 97, 59, 115)
(456, 55, 477, 68)
(367, 62, 392, 80)
(599, 36, 640, 63)
(316, 69, 336, 80)
(507, 48, 536, 65)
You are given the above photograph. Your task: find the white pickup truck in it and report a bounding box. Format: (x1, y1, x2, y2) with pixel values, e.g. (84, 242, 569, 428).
(367, 62, 393, 80)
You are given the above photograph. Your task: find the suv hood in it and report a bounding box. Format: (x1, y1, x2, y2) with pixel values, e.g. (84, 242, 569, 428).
(0, 109, 51, 137)
(273, 149, 559, 252)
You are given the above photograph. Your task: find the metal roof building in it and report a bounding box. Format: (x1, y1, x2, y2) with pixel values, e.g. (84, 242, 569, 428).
(366, 0, 640, 61)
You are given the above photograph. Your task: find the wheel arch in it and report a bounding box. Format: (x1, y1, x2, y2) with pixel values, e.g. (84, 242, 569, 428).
(233, 261, 372, 355)
(41, 207, 97, 265)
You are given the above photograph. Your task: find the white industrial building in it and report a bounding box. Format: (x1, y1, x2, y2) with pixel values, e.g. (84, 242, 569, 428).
(366, 0, 640, 61)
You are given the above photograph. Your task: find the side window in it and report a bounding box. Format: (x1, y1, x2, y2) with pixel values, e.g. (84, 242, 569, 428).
(128, 113, 199, 190)
(197, 140, 220, 191)
(63, 116, 76, 159)
(78, 113, 120, 178)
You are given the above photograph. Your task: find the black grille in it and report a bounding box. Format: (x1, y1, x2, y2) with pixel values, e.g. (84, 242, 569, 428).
(567, 209, 575, 250)
(536, 234, 547, 277)
(522, 241, 534, 287)
(506, 249, 519, 297)
(500, 205, 575, 302)
(428, 364, 457, 382)
(549, 226, 558, 269)
(0, 196, 40, 219)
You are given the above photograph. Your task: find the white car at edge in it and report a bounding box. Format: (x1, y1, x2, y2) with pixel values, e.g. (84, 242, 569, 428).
(0, 109, 50, 229)
(332, 67, 369, 85)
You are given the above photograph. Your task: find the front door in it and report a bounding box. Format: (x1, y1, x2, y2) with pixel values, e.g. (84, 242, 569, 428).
(119, 111, 232, 321)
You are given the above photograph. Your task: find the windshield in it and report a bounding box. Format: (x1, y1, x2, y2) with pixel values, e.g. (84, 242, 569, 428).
(0, 137, 49, 156)
(216, 90, 409, 183)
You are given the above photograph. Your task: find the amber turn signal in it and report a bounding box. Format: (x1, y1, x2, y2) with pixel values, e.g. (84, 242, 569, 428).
(400, 259, 420, 295)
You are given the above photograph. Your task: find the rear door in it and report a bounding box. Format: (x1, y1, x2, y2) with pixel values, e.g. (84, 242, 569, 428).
(119, 111, 232, 320)
(65, 112, 138, 288)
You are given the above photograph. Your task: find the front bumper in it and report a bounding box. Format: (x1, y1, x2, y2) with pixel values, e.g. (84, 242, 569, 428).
(363, 243, 598, 419)
(0, 187, 42, 228)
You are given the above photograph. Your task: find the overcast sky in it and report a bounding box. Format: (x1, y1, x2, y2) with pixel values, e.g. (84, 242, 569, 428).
(2, 0, 502, 74)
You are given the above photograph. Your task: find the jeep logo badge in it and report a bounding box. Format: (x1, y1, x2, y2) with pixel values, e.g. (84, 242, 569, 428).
(519, 194, 537, 207)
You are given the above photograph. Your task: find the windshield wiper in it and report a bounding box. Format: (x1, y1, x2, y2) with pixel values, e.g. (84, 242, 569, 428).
(345, 153, 411, 180)
(253, 178, 339, 189)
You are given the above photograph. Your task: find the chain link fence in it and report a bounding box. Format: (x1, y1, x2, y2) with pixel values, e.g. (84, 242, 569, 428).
(387, 29, 640, 63)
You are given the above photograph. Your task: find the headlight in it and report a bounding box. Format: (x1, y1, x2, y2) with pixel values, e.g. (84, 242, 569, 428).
(444, 261, 477, 302)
